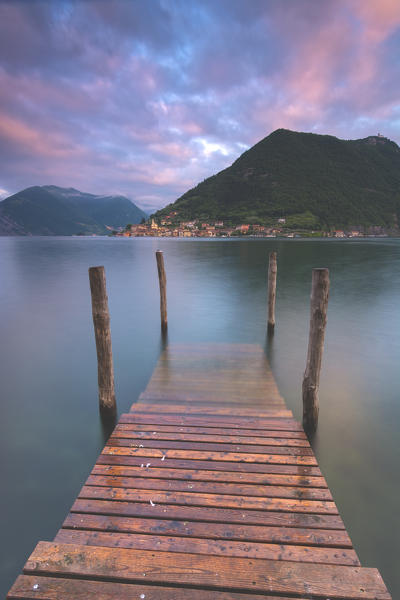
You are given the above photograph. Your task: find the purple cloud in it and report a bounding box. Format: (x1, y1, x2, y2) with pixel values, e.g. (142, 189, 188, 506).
(0, 0, 400, 212)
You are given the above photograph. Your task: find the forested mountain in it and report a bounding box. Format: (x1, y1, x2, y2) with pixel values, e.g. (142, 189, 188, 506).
(154, 129, 400, 230)
(0, 185, 147, 235)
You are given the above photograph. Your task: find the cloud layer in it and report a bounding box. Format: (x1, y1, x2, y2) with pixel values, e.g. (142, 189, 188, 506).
(1, 0, 399, 211)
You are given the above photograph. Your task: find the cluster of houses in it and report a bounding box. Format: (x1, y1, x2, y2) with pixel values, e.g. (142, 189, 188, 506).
(117, 219, 281, 238)
(114, 215, 387, 239)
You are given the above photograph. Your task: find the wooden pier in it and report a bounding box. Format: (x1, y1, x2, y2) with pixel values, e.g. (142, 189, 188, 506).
(8, 343, 391, 599)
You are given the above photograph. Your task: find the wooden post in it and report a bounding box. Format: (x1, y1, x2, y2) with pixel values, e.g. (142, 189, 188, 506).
(267, 251, 277, 331)
(302, 268, 330, 433)
(88, 266, 116, 419)
(156, 250, 167, 331)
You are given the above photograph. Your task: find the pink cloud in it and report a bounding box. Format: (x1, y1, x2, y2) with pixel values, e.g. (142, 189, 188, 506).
(1, 1, 400, 208)
(0, 113, 82, 159)
(352, 0, 400, 42)
(148, 141, 194, 160)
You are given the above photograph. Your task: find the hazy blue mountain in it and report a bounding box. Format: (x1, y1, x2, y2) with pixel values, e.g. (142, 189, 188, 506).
(0, 185, 147, 235)
(154, 129, 400, 230)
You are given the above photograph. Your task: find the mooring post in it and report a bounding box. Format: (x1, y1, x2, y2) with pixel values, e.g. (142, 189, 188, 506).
(267, 251, 277, 331)
(302, 268, 330, 433)
(88, 266, 116, 419)
(156, 250, 168, 331)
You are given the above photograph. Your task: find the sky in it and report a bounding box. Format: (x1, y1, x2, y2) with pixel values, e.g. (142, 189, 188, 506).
(0, 0, 400, 212)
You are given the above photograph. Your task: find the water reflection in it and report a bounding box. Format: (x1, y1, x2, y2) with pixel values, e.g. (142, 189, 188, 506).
(0, 237, 399, 598)
(99, 412, 117, 445)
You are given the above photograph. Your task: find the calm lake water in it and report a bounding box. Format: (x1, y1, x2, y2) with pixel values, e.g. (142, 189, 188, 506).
(0, 236, 399, 597)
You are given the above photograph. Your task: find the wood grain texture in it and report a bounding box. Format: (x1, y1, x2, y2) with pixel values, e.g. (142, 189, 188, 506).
(88, 266, 116, 418)
(70, 498, 346, 529)
(85, 474, 333, 500)
(131, 403, 292, 417)
(267, 251, 277, 329)
(24, 542, 391, 599)
(106, 437, 315, 455)
(7, 575, 306, 600)
(54, 529, 360, 565)
(120, 413, 301, 430)
(102, 445, 318, 465)
(79, 485, 338, 514)
(112, 426, 309, 445)
(97, 453, 324, 475)
(91, 464, 328, 488)
(156, 250, 167, 330)
(63, 512, 352, 547)
(302, 268, 329, 432)
(116, 422, 307, 438)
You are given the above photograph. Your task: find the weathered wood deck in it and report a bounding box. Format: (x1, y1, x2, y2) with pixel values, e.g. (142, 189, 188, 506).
(8, 343, 391, 599)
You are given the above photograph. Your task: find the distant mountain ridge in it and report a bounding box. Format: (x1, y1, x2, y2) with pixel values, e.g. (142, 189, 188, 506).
(154, 129, 400, 230)
(0, 185, 147, 235)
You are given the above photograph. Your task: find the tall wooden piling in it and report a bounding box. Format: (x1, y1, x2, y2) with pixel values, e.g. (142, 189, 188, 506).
(156, 250, 168, 331)
(88, 266, 116, 419)
(267, 251, 277, 331)
(302, 268, 329, 432)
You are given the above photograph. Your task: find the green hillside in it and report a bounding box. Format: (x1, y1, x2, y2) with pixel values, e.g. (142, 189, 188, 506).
(0, 185, 147, 235)
(154, 129, 400, 230)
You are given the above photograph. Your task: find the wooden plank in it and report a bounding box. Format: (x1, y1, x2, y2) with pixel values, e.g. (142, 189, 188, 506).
(120, 413, 302, 430)
(55, 529, 360, 566)
(142, 379, 282, 388)
(137, 397, 284, 407)
(92, 464, 328, 488)
(107, 435, 313, 456)
(153, 358, 271, 369)
(7, 575, 303, 600)
(141, 386, 284, 397)
(160, 342, 265, 352)
(145, 382, 281, 392)
(79, 485, 338, 514)
(142, 390, 279, 397)
(106, 437, 315, 455)
(143, 342, 286, 408)
(153, 347, 268, 359)
(131, 404, 292, 417)
(146, 364, 277, 374)
(140, 387, 283, 396)
(24, 542, 391, 599)
(143, 378, 278, 385)
(102, 446, 318, 466)
(85, 474, 333, 501)
(139, 397, 285, 407)
(63, 512, 353, 547)
(139, 399, 284, 408)
(112, 427, 310, 445)
(71, 498, 346, 529)
(97, 454, 323, 475)
(117, 422, 307, 439)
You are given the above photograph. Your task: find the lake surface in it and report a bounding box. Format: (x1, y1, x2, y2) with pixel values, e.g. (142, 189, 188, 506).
(0, 236, 399, 597)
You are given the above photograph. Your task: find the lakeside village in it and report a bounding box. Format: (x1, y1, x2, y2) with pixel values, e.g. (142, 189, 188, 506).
(113, 213, 388, 239)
